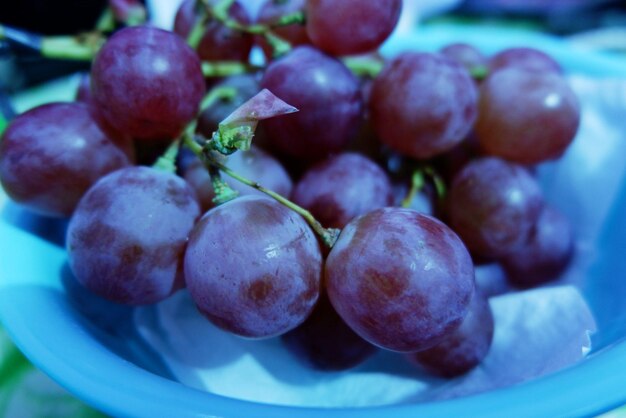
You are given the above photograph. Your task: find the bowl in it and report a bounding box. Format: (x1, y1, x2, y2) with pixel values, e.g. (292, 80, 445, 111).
(2, 26, 626, 418)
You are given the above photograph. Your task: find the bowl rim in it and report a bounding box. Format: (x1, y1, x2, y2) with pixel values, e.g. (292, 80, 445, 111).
(3, 25, 626, 418)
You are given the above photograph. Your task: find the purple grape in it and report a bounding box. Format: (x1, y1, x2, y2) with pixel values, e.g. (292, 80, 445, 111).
(369, 52, 478, 159)
(184, 195, 322, 338)
(174, 0, 253, 62)
(184, 145, 293, 212)
(66, 166, 201, 305)
(475, 67, 580, 164)
(489, 47, 563, 75)
(257, 0, 310, 59)
(305, 0, 402, 56)
(325, 208, 475, 353)
(260, 46, 362, 160)
(440, 43, 487, 74)
(501, 206, 574, 288)
(0, 102, 132, 217)
(282, 292, 377, 370)
(407, 289, 494, 377)
(446, 157, 544, 258)
(75, 73, 92, 103)
(291, 152, 393, 229)
(91, 26, 205, 140)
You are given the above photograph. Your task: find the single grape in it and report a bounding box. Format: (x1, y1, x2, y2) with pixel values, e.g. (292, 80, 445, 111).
(174, 0, 253, 62)
(66, 166, 201, 305)
(475, 67, 580, 164)
(282, 292, 377, 370)
(184, 145, 293, 212)
(305, 0, 402, 56)
(325, 208, 475, 353)
(75, 72, 92, 103)
(260, 46, 362, 159)
(291, 152, 393, 229)
(440, 43, 487, 75)
(502, 206, 574, 288)
(90, 26, 205, 140)
(407, 289, 494, 378)
(369, 52, 478, 159)
(184, 195, 322, 339)
(0, 102, 132, 217)
(257, 0, 310, 59)
(446, 157, 544, 258)
(489, 47, 563, 75)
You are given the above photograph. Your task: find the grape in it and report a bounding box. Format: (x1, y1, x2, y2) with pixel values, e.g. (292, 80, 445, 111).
(446, 157, 544, 258)
(184, 145, 293, 212)
(196, 74, 261, 139)
(184, 195, 322, 339)
(257, 0, 310, 59)
(174, 0, 253, 62)
(282, 293, 377, 370)
(502, 206, 574, 288)
(75, 73, 92, 103)
(90, 26, 205, 141)
(291, 152, 393, 229)
(474, 67, 580, 164)
(0, 102, 132, 217)
(66, 166, 201, 305)
(408, 289, 494, 377)
(260, 46, 362, 159)
(440, 43, 487, 74)
(305, 0, 402, 56)
(489, 47, 563, 75)
(325, 208, 475, 352)
(369, 52, 478, 159)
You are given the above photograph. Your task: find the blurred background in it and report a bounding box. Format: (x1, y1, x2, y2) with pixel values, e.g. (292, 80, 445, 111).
(1, 0, 626, 416)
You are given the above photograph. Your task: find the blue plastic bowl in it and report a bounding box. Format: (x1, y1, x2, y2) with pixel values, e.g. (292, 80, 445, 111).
(2, 27, 626, 418)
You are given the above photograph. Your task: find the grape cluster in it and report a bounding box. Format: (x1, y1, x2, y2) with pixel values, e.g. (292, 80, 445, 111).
(0, 0, 580, 379)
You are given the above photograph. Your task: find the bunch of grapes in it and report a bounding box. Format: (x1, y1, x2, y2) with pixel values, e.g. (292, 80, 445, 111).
(0, 0, 579, 378)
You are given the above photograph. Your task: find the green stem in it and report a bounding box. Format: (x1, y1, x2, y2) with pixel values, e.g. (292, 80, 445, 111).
(187, 13, 208, 49)
(95, 8, 116, 32)
(263, 31, 292, 58)
(343, 56, 385, 78)
(201, 61, 257, 78)
(272, 11, 305, 27)
(470, 65, 489, 81)
(401, 170, 426, 208)
(423, 166, 447, 200)
(152, 139, 181, 173)
(200, 86, 237, 111)
(40, 34, 104, 60)
(182, 133, 339, 248)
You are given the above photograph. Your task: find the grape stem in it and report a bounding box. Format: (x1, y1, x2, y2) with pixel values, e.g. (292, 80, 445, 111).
(153, 139, 181, 173)
(201, 61, 260, 78)
(401, 170, 426, 208)
(343, 55, 385, 78)
(183, 133, 340, 248)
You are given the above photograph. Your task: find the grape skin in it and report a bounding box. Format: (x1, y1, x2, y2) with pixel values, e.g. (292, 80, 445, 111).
(291, 152, 393, 229)
(325, 208, 475, 353)
(305, 0, 402, 56)
(440, 43, 487, 74)
(184, 195, 322, 339)
(369, 52, 478, 160)
(447, 157, 544, 258)
(475, 67, 580, 164)
(0, 102, 132, 217)
(408, 289, 494, 378)
(260, 46, 362, 160)
(502, 206, 574, 288)
(66, 166, 201, 305)
(489, 47, 563, 75)
(174, 0, 253, 63)
(90, 26, 205, 141)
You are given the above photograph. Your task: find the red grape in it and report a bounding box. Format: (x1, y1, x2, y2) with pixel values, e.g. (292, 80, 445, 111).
(0, 102, 132, 217)
(184, 195, 322, 339)
(66, 166, 201, 305)
(90, 26, 205, 141)
(446, 157, 544, 258)
(502, 206, 574, 288)
(489, 47, 563, 75)
(257, 0, 310, 59)
(326, 208, 475, 352)
(260, 46, 362, 159)
(440, 43, 487, 74)
(305, 0, 402, 56)
(369, 52, 478, 159)
(291, 152, 393, 229)
(475, 67, 580, 164)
